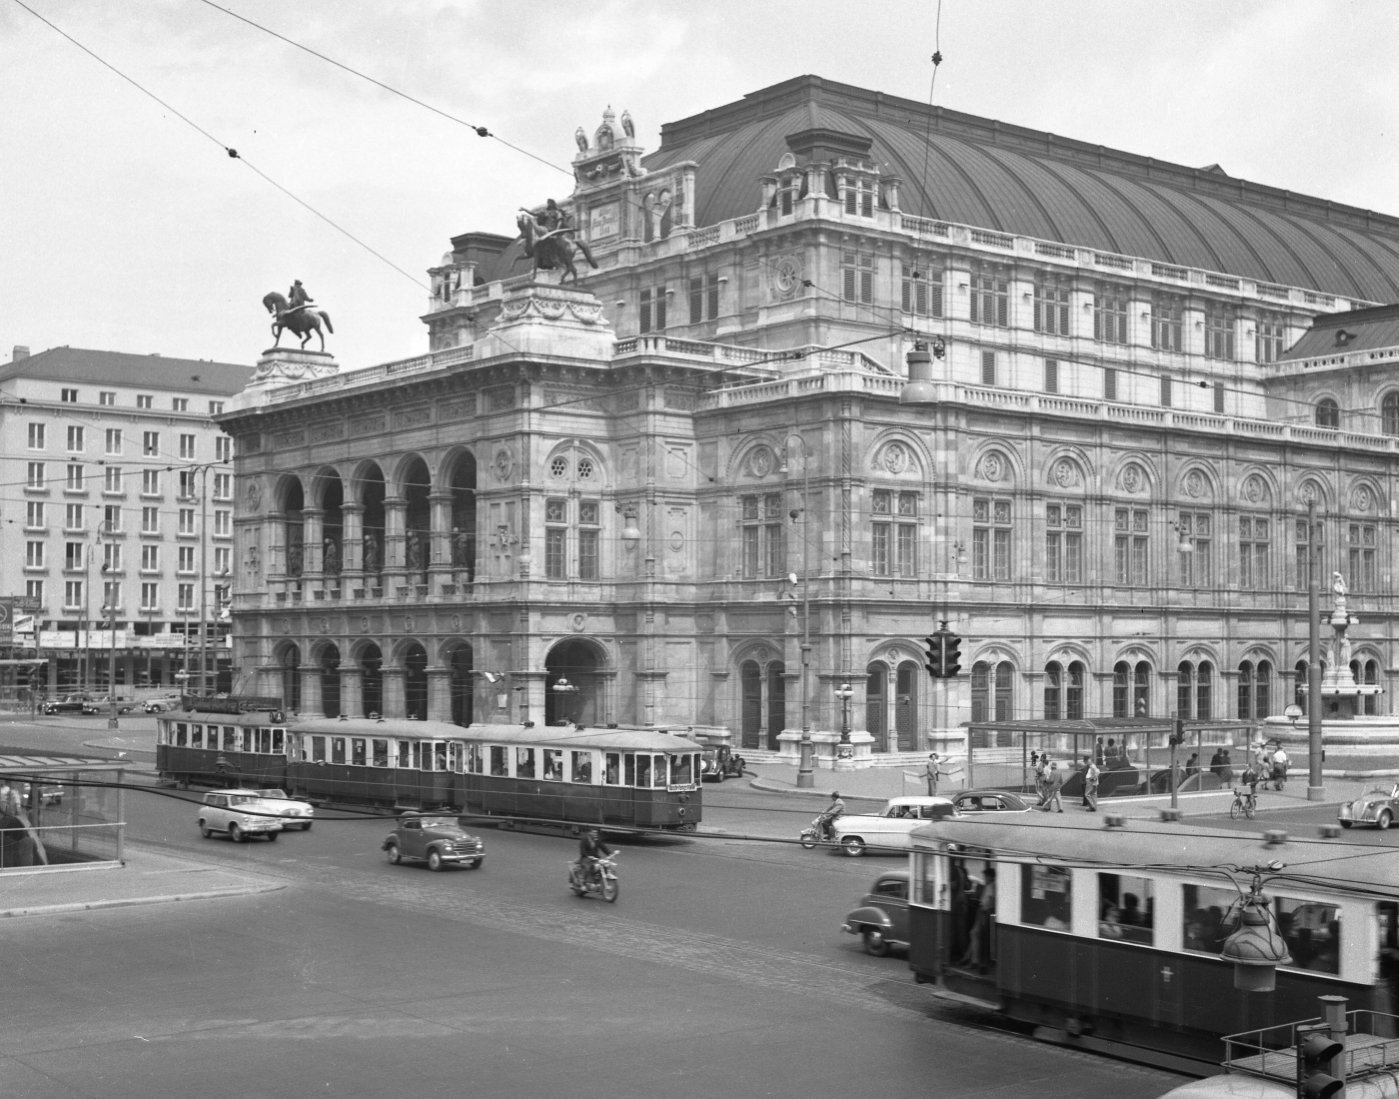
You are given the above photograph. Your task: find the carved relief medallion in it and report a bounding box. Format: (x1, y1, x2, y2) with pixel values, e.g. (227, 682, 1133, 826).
(1243, 475, 1265, 504)
(882, 443, 910, 475)
(1119, 463, 1146, 494)
(978, 452, 1007, 482)
(1183, 471, 1205, 498)
(493, 446, 515, 483)
(1052, 459, 1079, 488)
(748, 446, 774, 478)
(1352, 485, 1375, 513)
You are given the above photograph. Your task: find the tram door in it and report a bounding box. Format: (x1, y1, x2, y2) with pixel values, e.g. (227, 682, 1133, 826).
(944, 855, 997, 995)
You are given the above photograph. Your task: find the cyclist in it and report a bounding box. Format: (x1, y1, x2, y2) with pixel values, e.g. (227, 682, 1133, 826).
(1234, 764, 1261, 818)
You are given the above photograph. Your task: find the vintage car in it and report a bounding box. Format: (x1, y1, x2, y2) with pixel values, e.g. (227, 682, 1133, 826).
(830, 796, 957, 856)
(841, 870, 911, 956)
(254, 788, 315, 830)
(144, 698, 172, 713)
(951, 789, 1033, 815)
(41, 695, 89, 715)
(82, 696, 137, 715)
(197, 790, 283, 842)
(1338, 783, 1399, 829)
(699, 746, 743, 782)
(382, 812, 484, 871)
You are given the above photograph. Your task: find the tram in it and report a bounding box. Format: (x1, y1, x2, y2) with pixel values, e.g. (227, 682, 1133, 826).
(905, 816, 1399, 1074)
(156, 710, 703, 831)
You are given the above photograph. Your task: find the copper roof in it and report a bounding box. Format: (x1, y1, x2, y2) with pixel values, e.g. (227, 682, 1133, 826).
(643, 75, 1399, 302)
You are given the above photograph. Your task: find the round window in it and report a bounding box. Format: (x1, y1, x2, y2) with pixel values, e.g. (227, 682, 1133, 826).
(577, 458, 595, 480)
(549, 456, 569, 478)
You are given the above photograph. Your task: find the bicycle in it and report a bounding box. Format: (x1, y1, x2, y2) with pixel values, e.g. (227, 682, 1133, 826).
(1230, 787, 1257, 820)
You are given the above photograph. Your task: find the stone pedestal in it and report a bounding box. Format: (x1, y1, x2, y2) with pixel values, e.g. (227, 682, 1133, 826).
(776, 728, 877, 768)
(227, 348, 339, 411)
(474, 279, 614, 362)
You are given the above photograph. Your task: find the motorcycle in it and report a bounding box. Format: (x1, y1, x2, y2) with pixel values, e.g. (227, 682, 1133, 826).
(569, 853, 619, 902)
(799, 814, 837, 849)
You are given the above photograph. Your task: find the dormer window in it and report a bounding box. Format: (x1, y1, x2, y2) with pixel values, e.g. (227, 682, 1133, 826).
(1335, 328, 1355, 346)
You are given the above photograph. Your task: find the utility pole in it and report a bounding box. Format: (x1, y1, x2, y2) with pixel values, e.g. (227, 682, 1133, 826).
(1307, 498, 1324, 801)
(199, 464, 210, 698)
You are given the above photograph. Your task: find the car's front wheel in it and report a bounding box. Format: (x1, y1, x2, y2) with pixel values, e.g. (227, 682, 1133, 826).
(1379, 810, 1393, 831)
(427, 848, 447, 872)
(466, 858, 482, 870)
(228, 823, 244, 843)
(385, 842, 402, 865)
(862, 929, 891, 957)
(1340, 820, 1354, 828)
(301, 822, 313, 831)
(841, 836, 866, 857)
(266, 830, 278, 842)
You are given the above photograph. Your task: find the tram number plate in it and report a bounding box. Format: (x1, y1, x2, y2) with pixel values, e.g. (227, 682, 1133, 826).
(667, 784, 698, 793)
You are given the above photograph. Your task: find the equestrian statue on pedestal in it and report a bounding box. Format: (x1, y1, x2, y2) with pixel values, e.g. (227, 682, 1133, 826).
(516, 199, 598, 284)
(262, 279, 334, 351)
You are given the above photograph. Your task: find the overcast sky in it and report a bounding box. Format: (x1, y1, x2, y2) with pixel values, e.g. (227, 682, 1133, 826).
(2, 0, 1396, 373)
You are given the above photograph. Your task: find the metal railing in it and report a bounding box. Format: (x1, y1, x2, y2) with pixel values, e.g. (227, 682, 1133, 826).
(1224, 1010, 1399, 1085)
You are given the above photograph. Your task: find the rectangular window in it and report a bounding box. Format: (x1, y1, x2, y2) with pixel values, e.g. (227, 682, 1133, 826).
(1044, 358, 1059, 394)
(1020, 863, 1072, 931)
(545, 498, 566, 578)
(143, 431, 159, 457)
(1205, 307, 1235, 360)
(1151, 296, 1184, 351)
(25, 541, 44, 568)
(331, 737, 346, 765)
(969, 271, 1009, 327)
(178, 546, 196, 573)
(488, 745, 508, 777)
(1178, 511, 1212, 588)
(1094, 285, 1130, 344)
(99, 390, 116, 406)
(28, 423, 45, 450)
(900, 263, 944, 318)
(981, 350, 996, 387)
(213, 473, 232, 500)
(1273, 896, 1341, 975)
(142, 506, 159, 534)
(1045, 504, 1083, 584)
(541, 748, 563, 781)
(1115, 508, 1149, 586)
(137, 394, 153, 409)
(177, 583, 194, 611)
(66, 425, 84, 452)
(973, 497, 1012, 581)
(214, 509, 231, 537)
(179, 434, 196, 459)
(841, 252, 874, 305)
(26, 501, 45, 529)
(105, 428, 122, 455)
(688, 274, 721, 324)
(638, 287, 666, 333)
(1160, 374, 1173, 407)
(1257, 315, 1287, 364)
(570, 750, 592, 783)
(1103, 367, 1117, 401)
(141, 544, 159, 571)
(740, 493, 784, 579)
(26, 579, 43, 604)
(178, 508, 195, 535)
(26, 461, 45, 489)
(102, 580, 120, 613)
(871, 490, 918, 578)
(142, 469, 160, 495)
(209, 400, 225, 415)
(215, 436, 232, 462)
(1295, 519, 1325, 592)
(65, 541, 84, 570)
(214, 546, 231, 575)
(1033, 281, 1071, 336)
(103, 542, 122, 573)
(179, 470, 197, 499)
(66, 463, 85, 491)
(1238, 516, 1270, 590)
(61, 387, 78, 403)
(1098, 874, 1154, 946)
(350, 738, 366, 766)
(141, 581, 158, 610)
(104, 466, 123, 493)
(65, 503, 83, 531)
(64, 580, 83, 609)
(1349, 523, 1377, 593)
(515, 747, 536, 779)
(172, 397, 188, 412)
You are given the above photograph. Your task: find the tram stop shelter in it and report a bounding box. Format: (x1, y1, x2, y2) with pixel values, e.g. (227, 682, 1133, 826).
(963, 718, 1257, 798)
(0, 751, 126, 871)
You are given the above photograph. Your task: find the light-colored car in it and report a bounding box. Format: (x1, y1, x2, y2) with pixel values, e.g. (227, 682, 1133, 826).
(255, 788, 315, 831)
(831, 795, 957, 856)
(198, 791, 282, 842)
(1339, 783, 1399, 829)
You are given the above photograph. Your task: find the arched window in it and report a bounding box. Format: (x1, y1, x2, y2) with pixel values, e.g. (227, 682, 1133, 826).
(1196, 661, 1213, 721)
(1256, 660, 1272, 719)
(994, 662, 1014, 721)
(1112, 661, 1130, 719)
(1316, 397, 1340, 429)
(1066, 662, 1085, 720)
(1383, 393, 1399, 436)
(1134, 661, 1151, 717)
(740, 661, 762, 749)
(1295, 659, 1309, 714)
(1177, 662, 1193, 719)
(1044, 662, 1063, 721)
(971, 662, 990, 723)
(1237, 661, 1254, 720)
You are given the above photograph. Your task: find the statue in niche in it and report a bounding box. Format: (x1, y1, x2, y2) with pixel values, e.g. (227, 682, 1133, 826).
(451, 526, 472, 568)
(286, 541, 304, 577)
(322, 537, 340, 575)
(407, 531, 424, 572)
(244, 544, 260, 579)
(362, 533, 381, 574)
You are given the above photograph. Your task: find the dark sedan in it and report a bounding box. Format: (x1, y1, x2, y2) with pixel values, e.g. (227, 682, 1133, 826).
(841, 871, 911, 956)
(952, 789, 1033, 814)
(41, 696, 88, 715)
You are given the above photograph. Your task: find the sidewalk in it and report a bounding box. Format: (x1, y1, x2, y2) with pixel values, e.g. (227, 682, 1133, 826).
(0, 845, 284, 919)
(745, 760, 1374, 820)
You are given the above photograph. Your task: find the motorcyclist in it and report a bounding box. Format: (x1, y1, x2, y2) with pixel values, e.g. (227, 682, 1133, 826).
(817, 791, 846, 842)
(574, 828, 613, 887)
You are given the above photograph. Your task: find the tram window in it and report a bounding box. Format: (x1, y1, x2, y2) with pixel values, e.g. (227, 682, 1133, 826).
(224, 727, 237, 751)
(671, 754, 693, 786)
(1021, 864, 1072, 931)
(399, 741, 411, 768)
(604, 753, 621, 785)
(635, 754, 650, 787)
(191, 724, 203, 748)
(241, 729, 252, 752)
(917, 854, 939, 905)
(1275, 897, 1340, 975)
(1183, 883, 1238, 954)
(434, 742, 447, 771)
(1098, 874, 1154, 945)
(489, 746, 508, 777)
(311, 736, 326, 763)
(412, 743, 425, 770)
(448, 743, 463, 773)
(653, 755, 669, 788)
(351, 739, 366, 766)
(175, 723, 187, 747)
(571, 751, 593, 783)
(373, 739, 389, 768)
(542, 749, 564, 781)
(272, 730, 285, 754)
(258, 729, 272, 754)
(331, 737, 346, 764)
(467, 743, 483, 774)
(516, 747, 536, 779)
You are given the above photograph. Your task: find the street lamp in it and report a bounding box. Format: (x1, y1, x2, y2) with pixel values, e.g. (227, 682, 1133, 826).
(779, 434, 814, 788)
(835, 683, 854, 767)
(99, 519, 119, 730)
(899, 337, 946, 405)
(552, 675, 580, 726)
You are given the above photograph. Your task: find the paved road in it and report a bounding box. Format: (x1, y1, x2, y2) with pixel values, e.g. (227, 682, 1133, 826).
(0, 718, 1185, 1099)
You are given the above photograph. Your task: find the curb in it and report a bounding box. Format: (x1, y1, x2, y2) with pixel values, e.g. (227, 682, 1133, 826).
(0, 880, 286, 920)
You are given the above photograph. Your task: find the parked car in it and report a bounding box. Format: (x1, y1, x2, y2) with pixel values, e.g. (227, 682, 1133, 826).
(41, 695, 89, 715)
(197, 791, 282, 842)
(830, 796, 957, 856)
(1339, 783, 1399, 829)
(382, 812, 484, 871)
(254, 788, 315, 830)
(841, 870, 912, 956)
(951, 789, 1033, 815)
(82, 695, 137, 715)
(143, 698, 172, 713)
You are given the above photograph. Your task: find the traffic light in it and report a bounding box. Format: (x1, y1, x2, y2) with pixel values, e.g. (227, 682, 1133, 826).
(1296, 1025, 1344, 1099)
(923, 635, 943, 679)
(1169, 717, 1186, 747)
(943, 633, 962, 678)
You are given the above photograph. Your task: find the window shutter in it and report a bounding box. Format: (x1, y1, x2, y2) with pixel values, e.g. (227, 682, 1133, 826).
(707, 278, 719, 320)
(1214, 382, 1225, 414)
(860, 270, 873, 305)
(981, 351, 996, 386)
(655, 292, 666, 330)
(1044, 358, 1058, 394)
(843, 267, 856, 302)
(901, 279, 912, 313)
(639, 289, 652, 334)
(1104, 367, 1117, 401)
(689, 277, 702, 324)
(996, 289, 1007, 328)
(1160, 374, 1173, 407)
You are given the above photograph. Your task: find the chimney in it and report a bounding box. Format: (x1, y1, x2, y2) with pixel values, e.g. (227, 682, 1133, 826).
(12, 345, 29, 361)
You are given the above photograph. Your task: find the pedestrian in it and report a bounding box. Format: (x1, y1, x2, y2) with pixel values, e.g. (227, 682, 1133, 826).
(1082, 755, 1099, 811)
(924, 752, 942, 796)
(1042, 761, 1065, 813)
(1032, 752, 1048, 805)
(1270, 743, 1289, 789)
(1093, 738, 1105, 766)
(1184, 752, 1200, 778)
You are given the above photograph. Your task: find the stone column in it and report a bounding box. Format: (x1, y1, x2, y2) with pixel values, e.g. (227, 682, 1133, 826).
(382, 666, 406, 718)
(299, 663, 324, 717)
(427, 666, 452, 723)
(384, 497, 407, 586)
(266, 513, 287, 577)
(428, 491, 453, 579)
(341, 503, 364, 577)
(302, 507, 325, 577)
(339, 665, 364, 718)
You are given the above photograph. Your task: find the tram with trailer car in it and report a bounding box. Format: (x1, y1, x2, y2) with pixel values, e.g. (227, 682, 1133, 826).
(155, 699, 289, 788)
(903, 815, 1399, 1074)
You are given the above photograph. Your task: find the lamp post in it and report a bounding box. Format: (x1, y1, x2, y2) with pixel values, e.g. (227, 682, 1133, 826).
(552, 675, 579, 726)
(1306, 499, 1324, 801)
(835, 682, 854, 769)
(100, 519, 118, 730)
(780, 434, 814, 788)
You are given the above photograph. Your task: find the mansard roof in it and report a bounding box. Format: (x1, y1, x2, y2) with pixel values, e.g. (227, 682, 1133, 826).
(643, 75, 1399, 303)
(1281, 302, 1399, 360)
(0, 346, 253, 395)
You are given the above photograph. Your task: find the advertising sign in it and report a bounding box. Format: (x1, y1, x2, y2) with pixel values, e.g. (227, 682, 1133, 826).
(0, 597, 41, 645)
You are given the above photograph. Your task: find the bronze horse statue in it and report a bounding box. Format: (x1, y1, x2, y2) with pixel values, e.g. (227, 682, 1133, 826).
(516, 211, 597, 284)
(262, 292, 334, 351)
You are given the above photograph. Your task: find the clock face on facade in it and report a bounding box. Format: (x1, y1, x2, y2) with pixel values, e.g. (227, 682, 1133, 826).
(774, 256, 801, 298)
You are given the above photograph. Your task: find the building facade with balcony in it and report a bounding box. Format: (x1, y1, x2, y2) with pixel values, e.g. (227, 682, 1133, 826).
(221, 76, 1399, 754)
(0, 345, 252, 694)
